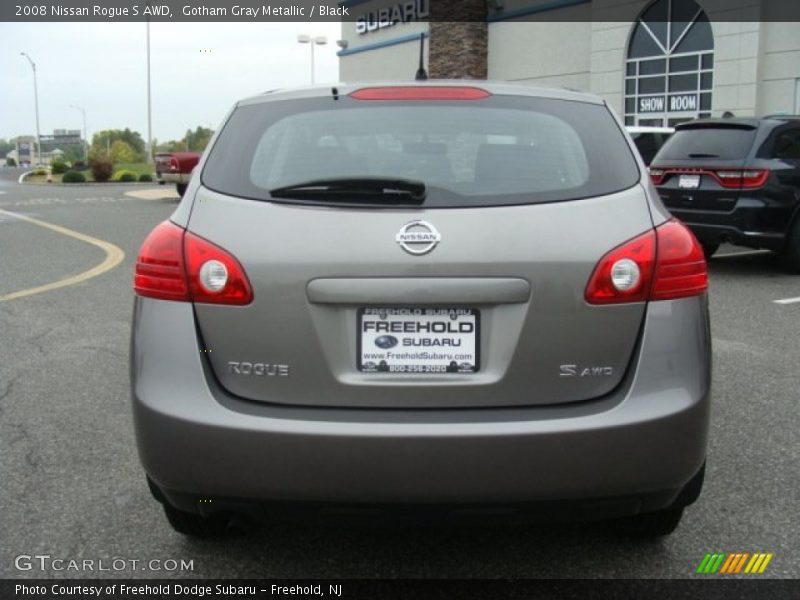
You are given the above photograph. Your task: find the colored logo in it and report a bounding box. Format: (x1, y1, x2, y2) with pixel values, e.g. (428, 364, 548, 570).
(696, 552, 774, 575)
(374, 335, 399, 349)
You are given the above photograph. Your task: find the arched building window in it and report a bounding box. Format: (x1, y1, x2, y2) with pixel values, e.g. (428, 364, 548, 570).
(624, 0, 714, 127)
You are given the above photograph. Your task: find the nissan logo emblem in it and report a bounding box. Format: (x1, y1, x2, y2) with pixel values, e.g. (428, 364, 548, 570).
(395, 220, 441, 256)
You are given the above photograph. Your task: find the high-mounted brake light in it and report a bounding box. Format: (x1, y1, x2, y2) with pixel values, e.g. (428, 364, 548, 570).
(134, 221, 253, 305)
(585, 219, 707, 304)
(349, 86, 491, 101)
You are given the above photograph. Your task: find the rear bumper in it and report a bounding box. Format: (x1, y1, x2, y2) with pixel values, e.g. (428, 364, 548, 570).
(131, 296, 711, 513)
(664, 195, 792, 251)
(677, 220, 784, 251)
(157, 172, 190, 185)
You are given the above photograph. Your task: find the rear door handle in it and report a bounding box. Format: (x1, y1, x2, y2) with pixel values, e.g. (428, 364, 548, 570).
(306, 278, 531, 305)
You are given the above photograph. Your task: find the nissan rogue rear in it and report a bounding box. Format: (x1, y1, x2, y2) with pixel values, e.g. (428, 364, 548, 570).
(131, 82, 711, 538)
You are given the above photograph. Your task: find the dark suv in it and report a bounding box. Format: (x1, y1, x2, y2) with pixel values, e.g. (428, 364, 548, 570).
(650, 117, 800, 271)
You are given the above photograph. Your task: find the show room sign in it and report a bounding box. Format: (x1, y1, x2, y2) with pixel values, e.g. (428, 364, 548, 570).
(355, 0, 429, 34)
(639, 94, 698, 113)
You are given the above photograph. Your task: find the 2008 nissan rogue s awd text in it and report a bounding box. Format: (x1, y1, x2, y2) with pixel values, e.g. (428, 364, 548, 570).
(130, 82, 711, 538)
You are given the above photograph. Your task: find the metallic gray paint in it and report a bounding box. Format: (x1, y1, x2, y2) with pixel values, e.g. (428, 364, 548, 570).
(186, 185, 653, 408)
(131, 294, 710, 504)
(132, 82, 711, 514)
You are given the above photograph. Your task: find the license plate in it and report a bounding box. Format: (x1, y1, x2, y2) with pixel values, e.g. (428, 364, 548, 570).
(678, 174, 701, 189)
(358, 308, 479, 374)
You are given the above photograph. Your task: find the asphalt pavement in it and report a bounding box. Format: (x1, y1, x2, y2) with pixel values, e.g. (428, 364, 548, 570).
(0, 167, 797, 579)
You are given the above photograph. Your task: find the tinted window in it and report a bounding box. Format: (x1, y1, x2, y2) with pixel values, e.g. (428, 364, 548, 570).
(655, 127, 756, 161)
(771, 130, 800, 160)
(631, 132, 671, 165)
(203, 95, 640, 208)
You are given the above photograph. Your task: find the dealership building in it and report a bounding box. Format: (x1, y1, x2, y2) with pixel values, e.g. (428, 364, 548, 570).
(338, 0, 800, 126)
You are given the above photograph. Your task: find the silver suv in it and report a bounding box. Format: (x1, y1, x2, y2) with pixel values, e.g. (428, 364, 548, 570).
(131, 82, 711, 537)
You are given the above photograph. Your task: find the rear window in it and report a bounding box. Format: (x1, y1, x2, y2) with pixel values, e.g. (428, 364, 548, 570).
(630, 132, 672, 165)
(656, 127, 756, 161)
(202, 95, 640, 208)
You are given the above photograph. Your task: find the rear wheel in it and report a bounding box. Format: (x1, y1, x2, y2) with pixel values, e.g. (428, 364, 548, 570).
(176, 183, 188, 197)
(701, 243, 719, 259)
(618, 507, 684, 537)
(781, 220, 800, 274)
(163, 504, 228, 537)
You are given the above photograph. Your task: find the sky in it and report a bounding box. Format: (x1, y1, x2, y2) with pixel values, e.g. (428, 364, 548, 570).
(1, 22, 341, 143)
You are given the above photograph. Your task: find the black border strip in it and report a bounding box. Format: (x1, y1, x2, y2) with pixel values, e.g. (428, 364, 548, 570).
(2, 579, 799, 600)
(3, 0, 798, 22)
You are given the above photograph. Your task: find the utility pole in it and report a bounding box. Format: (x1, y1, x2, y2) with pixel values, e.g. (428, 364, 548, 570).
(20, 52, 42, 166)
(146, 9, 153, 164)
(297, 35, 328, 85)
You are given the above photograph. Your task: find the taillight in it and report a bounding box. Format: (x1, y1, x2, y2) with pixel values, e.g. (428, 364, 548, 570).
(648, 168, 666, 185)
(350, 86, 491, 101)
(134, 221, 253, 305)
(184, 231, 253, 305)
(169, 157, 179, 172)
(714, 169, 769, 189)
(586, 219, 707, 304)
(134, 221, 189, 301)
(585, 230, 656, 304)
(647, 167, 768, 189)
(650, 220, 708, 300)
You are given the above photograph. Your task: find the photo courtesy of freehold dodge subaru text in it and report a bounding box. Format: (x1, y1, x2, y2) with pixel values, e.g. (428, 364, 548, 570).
(132, 82, 711, 538)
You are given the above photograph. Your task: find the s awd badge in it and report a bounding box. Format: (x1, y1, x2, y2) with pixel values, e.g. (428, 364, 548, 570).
(559, 364, 614, 377)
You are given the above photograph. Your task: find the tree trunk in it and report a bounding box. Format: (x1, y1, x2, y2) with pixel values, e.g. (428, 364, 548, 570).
(428, 1, 488, 80)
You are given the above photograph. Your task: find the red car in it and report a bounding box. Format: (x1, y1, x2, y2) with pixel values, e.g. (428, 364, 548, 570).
(155, 151, 200, 197)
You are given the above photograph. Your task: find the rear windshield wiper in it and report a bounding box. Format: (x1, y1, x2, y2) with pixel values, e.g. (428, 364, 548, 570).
(269, 177, 426, 204)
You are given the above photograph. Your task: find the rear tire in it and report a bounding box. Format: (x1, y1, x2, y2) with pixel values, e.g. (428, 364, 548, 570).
(781, 220, 800, 274)
(176, 183, 188, 197)
(163, 504, 227, 538)
(701, 243, 719, 259)
(618, 507, 684, 537)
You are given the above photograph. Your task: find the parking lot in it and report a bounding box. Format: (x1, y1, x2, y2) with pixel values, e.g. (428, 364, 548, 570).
(0, 167, 797, 579)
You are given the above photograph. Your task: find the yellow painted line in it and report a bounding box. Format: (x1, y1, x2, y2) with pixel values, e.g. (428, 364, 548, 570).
(0, 208, 125, 302)
(758, 553, 773, 573)
(744, 554, 760, 574)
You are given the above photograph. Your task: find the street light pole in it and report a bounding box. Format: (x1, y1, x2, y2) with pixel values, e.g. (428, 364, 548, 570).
(146, 15, 153, 164)
(70, 104, 88, 161)
(297, 35, 328, 85)
(20, 52, 42, 166)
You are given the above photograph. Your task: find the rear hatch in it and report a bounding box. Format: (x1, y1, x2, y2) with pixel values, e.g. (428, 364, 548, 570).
(187, 88, 651, 409)
(651, 122, 758, 212)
